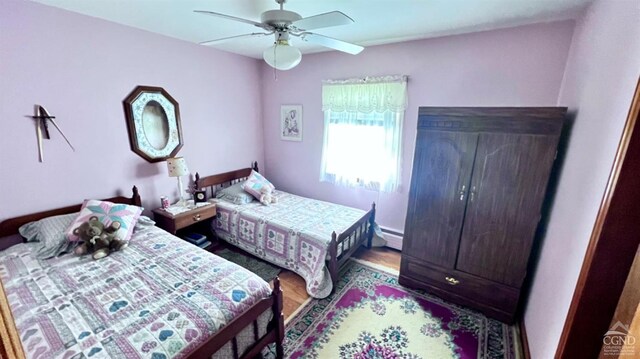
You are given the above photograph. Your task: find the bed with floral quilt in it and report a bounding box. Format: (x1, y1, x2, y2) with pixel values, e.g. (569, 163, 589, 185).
(0, 187, 284, 359)
(213, 190, 376, 298)
(213, 189, 375, 299)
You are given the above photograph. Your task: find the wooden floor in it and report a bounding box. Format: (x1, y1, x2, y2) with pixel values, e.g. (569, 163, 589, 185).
(277, 246, 402, 319)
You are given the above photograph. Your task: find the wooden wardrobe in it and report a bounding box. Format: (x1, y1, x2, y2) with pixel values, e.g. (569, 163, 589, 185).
(399, 107, 565, 323)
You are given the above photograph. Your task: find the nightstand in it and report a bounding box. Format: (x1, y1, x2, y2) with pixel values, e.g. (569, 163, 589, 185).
(152, 204, 217, 236)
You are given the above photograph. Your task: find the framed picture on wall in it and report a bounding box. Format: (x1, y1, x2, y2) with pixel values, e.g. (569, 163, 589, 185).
(280, 105, 303, 141)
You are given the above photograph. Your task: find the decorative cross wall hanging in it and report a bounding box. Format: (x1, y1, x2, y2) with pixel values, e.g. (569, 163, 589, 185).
(30, 105, 75, 162)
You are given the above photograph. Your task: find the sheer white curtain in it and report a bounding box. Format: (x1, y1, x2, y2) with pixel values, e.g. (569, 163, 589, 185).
(320, 75, 407, 192)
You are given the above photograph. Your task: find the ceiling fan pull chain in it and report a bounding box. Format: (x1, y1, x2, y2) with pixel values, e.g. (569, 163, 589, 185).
(274, 33, 279, 75)
(273, 44, 278, 80)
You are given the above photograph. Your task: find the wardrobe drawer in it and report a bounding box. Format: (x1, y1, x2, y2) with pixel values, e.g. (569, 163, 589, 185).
(400, 255, 520, 315)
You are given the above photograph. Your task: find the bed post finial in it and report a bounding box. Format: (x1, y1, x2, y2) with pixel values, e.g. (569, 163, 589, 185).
(252, 161, 259, 172)
(328, 232, 338, 284)
(195, 172, 200, 189)
(272, 276, 285, 359)
(367, 202, 376, 248)
(273, 276, 281, 293)
(132, 186, 142, 207)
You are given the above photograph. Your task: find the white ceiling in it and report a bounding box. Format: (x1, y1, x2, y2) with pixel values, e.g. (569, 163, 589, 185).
(31, 0, 592, 59)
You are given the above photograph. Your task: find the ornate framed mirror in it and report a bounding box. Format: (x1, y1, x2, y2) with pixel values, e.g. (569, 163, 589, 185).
(123, 86, 183, 162)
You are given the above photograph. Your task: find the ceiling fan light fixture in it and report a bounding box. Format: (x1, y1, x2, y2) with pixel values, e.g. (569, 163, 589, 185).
(263, 39, 302, 71)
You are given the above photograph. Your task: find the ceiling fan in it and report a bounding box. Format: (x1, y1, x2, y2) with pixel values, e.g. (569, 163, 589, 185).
(195, 0, 364, 70)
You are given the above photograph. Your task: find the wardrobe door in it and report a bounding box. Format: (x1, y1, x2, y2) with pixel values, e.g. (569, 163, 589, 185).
(456, 132, 558, 287)
(404, 130, 478, 268)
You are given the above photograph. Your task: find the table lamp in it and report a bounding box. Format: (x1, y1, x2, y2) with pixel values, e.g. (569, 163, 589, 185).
(167, 157, 189, 207)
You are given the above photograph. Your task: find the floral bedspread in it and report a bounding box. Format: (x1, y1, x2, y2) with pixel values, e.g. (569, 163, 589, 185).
(214, 191, 368, 298)
(0, 226, 271, 359)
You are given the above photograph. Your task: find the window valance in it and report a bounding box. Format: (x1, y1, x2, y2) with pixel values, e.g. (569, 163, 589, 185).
(322, 75, 408, 113)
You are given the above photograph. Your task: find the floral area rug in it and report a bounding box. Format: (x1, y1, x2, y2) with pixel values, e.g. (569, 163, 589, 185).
(283, 259, 519, 359)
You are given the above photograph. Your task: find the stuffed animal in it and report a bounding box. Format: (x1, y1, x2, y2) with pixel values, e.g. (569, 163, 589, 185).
(73, 216, 128, 260)
(259, 186, 278, 206)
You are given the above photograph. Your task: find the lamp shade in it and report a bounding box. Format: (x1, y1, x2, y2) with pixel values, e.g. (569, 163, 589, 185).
(167, 157, 189, 177)
(263, 40, 302, 71)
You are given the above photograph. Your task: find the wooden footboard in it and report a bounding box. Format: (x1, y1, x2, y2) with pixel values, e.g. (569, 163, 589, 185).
(187, 278, 284, 359)
(327, 203, 376, 285)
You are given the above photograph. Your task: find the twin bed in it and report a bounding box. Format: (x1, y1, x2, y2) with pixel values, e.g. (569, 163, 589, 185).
(195, 162, 376, 298)
(0, 187, 284, 359)
(0, 163, 376, 358)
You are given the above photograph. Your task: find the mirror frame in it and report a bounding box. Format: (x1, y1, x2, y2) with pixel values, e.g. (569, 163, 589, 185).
(123, 86, 183, 162)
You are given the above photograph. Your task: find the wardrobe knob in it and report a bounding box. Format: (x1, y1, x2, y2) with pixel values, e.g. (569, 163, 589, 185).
(445, 276, 460, 285)
(458, 185, 466, 201)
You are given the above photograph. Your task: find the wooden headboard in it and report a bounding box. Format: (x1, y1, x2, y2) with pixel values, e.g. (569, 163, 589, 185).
(195, 161, 258, 195)
(0, 186, 141, 239)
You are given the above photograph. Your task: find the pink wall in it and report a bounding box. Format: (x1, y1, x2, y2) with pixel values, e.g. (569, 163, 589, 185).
(0, 0, 263, 219)
(524, 0, 640, 357)
(4, 2, 637, 355)
(259, 21, 575, 232)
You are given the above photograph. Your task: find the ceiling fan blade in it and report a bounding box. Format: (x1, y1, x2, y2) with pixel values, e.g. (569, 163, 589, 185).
(194, 10, 271, 30)
(301, 33, 364, 55)
(199, 32, 272, 45)
(292, 11, 354, 31)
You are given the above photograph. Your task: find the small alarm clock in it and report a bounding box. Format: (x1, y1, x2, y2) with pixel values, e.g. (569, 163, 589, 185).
(194, 190, 207, 203)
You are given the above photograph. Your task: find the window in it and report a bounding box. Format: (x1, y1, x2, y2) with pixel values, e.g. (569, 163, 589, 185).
(320, 76, 407, 192)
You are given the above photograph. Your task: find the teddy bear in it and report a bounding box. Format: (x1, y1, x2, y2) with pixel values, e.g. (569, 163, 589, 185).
(259, 186, 278, 206)
(73, 216, 128, 260)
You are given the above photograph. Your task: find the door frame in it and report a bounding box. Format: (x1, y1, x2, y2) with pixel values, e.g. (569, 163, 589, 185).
(556, 77, 640, 357)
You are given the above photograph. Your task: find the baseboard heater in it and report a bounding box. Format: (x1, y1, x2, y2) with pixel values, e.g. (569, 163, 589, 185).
(380, 226, 403, 251)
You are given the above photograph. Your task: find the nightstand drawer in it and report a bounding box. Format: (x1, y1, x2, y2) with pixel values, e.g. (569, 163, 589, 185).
(152, 204, 217, 235)
(174, 205, 216, 230)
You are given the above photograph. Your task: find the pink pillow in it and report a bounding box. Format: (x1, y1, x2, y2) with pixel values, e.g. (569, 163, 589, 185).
(242, 170, 275, 199)
(66, 200, 142, 242)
